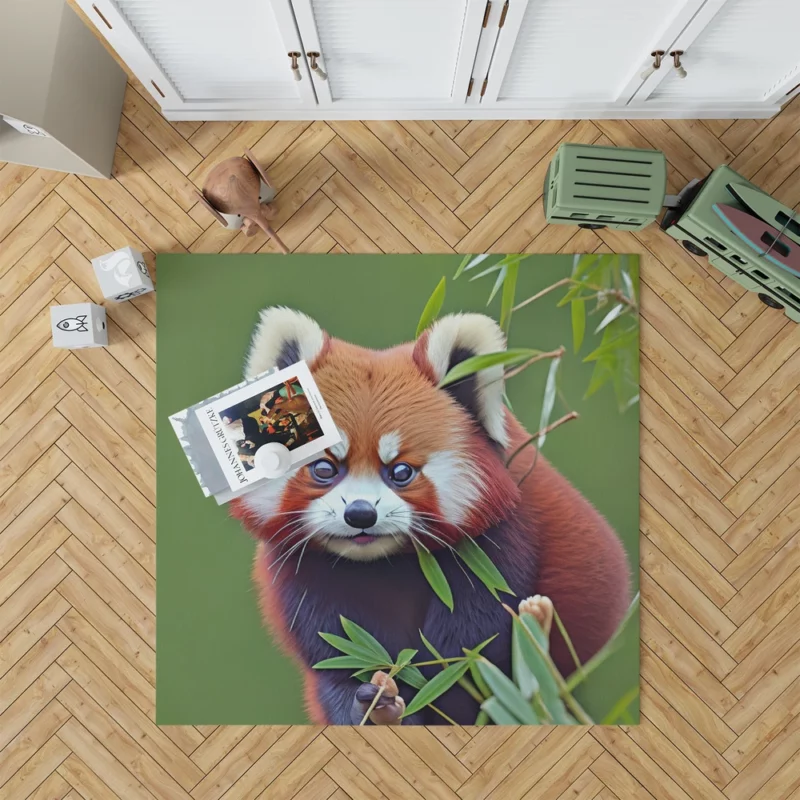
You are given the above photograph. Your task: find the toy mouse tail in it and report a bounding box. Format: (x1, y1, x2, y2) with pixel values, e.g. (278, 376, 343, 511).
(253, 215, 290, 254)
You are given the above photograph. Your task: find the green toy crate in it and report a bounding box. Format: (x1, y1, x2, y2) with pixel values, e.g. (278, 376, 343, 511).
(544, 143, 667, 231)
(661, 164, 800, 323)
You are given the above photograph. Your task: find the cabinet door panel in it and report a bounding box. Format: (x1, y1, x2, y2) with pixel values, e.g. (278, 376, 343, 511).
(645, 0, 800, 104)
(79, 0, 315, 109)
(291, 0, 485, 106)
(483, 0, 704, 106)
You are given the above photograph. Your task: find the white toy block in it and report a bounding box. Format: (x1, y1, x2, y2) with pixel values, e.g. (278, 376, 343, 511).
(91, 246, 154, 302)
(51, 303, 107, 349)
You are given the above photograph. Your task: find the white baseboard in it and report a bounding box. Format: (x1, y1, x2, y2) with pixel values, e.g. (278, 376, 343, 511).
(162, 103, 780, 122)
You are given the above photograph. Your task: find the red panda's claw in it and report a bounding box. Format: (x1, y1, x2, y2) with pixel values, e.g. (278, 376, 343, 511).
(351, 673, 405, 725)
(519, 594, 554, 637)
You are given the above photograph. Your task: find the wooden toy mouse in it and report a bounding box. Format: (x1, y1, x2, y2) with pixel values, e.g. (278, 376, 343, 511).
(196, 148, 289, 254)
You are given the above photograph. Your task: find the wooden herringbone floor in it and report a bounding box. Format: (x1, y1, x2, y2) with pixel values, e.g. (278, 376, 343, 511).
(3, 61, 800, 799)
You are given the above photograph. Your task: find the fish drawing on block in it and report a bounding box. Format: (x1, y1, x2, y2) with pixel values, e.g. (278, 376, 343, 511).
(56, 315, 89, 333)
(713, 204, 800, 277)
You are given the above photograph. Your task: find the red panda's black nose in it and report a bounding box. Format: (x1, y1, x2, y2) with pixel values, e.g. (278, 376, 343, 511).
(343, 500, 378, 530)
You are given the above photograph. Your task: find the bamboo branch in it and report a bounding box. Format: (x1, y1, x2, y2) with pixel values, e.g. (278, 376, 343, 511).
(506, 412, 580, 469)
(502, 604, 593, 725)
(478, 347, 566, 395)
(512, 278, 572, 312)
(359, 665, 400, 726)
(504, 347, 565, 380)
(512, 278, 638, 314)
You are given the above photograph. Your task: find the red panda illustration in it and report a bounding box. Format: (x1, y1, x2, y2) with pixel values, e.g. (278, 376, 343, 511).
(231, 307, 631, 725)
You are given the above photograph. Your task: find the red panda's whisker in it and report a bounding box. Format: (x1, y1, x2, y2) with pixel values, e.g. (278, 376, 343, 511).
(270, 524, 328, 580)
(272, 515, 328, 550)
(403, 527, 430, 553)
(411, 510, 493, 549)
(288, 588, 308, 632)
(264, 510, 332, 544)
(411, 524, 459, 558)
(295, 537, 312, 575)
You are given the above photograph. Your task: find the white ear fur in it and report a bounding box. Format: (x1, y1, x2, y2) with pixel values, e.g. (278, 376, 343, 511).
(424, 313, 509, 448)
(244, 306, 325, 378)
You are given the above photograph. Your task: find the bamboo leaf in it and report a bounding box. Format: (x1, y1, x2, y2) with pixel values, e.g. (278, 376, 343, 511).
(621, 268, 635, 302)
(416, 277, 447, 337)
(455, 253, 490, 278)
(396, 649, 418, 667)
(572, 254, 598, 281)
(556, 282, 587, 307)
(414, 541, 454, 611)
(456, 536, 514, 599)
(463, 633, 500, 656)
(537, 357, 560, 450)
(500, 263, 519, 333)
(628, 256, 640, 297)
(520, 612, 549, 653)
(339, 617, 391, 663)
(480, 696, 526, 725)
(571, 299, 586, 353)
(439, 349, 543, 388)
(402, 661, 471, 718)
(511, 620, 539, 700)
(419, 630, 443, 661)
(601, 686, 640, 724)
(583, 327, 638, 362)
(487, 266, 507, 306)
(312, 655, 375, 670)
(514, 616, 572, 723)
(469, 660, 491, 699)
(475, 709, 490, 725)
(469, 264, 504, 282)
(397, 666, 428, 689)
(476, 660, 539, 723)
(565, 592, 640, 692)
(594, 303, 625, 334)
(454, 254, 472, 279)
(318, 632, 386, 664)
(552, 608, 584, 678)
(584, 358, 614, 399)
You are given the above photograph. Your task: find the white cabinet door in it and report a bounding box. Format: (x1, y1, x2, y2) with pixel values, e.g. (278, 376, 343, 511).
(633, 0, 800, 108)
(289, 0, 487, 109)
(76, 0, 316, 112)
(480, 0, 706, 111)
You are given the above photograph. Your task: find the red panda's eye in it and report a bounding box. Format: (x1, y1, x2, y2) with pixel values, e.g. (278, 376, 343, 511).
(310, 459, 338, 483)
(389, 462, 415, 487)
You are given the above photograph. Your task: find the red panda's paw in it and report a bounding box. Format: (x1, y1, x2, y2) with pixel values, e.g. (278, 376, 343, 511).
(351, 671, 405, 726)
(519, 594, 554, 637)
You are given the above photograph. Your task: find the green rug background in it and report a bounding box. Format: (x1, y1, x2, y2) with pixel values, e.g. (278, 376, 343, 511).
(156, 254, 640, 725)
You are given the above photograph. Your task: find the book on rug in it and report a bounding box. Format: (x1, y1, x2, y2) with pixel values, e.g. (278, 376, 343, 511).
(169, 360, 340, 503)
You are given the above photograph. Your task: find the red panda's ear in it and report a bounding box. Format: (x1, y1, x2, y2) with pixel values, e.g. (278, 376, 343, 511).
(244, 307, 329, 378)
(413, 313, 509, 448)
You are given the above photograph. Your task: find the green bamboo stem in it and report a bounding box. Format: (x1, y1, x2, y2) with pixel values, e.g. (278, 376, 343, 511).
(502, 604, 593, 725)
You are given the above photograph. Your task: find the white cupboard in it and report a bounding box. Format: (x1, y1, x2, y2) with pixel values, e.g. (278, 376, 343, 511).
(76, 0, 800, 120)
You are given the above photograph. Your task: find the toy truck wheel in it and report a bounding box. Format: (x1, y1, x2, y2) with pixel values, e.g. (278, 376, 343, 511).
(682, 240, 707, 257)
(758, 293, 784, 310)
(578, 223, 606, 230)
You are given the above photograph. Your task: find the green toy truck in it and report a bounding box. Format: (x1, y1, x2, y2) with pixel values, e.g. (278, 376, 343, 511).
(544, 142, 800, 322)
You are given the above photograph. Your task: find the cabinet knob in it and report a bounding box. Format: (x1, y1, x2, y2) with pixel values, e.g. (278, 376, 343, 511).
(640, 51, 665, 81)
(670, 50, 687, 79)
(307, 52, 328, 81)
(288, 52, 302, 81)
